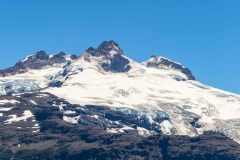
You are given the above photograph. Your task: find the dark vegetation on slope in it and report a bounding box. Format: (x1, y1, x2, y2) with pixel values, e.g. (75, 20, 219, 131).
(1, 131, 240, 160)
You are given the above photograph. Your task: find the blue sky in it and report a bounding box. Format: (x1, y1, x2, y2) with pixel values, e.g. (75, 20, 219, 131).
(0, 0, 239, 94)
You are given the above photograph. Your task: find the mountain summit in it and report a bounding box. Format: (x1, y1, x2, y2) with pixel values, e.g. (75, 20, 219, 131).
(84, 40, 131, 72)
(86, 40, 124, 56)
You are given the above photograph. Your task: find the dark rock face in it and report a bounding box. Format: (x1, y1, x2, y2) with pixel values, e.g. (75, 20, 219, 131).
(86, 40, 124, 56)
(50, 52, 68, 64)
(48, 80, 63, 88)
(70, 54, 78, 60)
(0, 51, 78, 77)
(32, 51, 49, 60)
(86, 40, 131, 72)
(102, 54, 131, 72)
(15, 51, 50, 70)
(146, 56, 195, 80)
(0, 93, 239, 160)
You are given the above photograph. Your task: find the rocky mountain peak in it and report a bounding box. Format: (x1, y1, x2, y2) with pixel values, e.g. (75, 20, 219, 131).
(53, 51, 66, 58)
(17, 51, 49, 64)
(0, 51, 78, 77)
(84, 41, 130, 73)
(30, 51, 49, 60)
(50, 52, 77, 64)
(86, 40, 124, 56)
(144, 55, 195, 80)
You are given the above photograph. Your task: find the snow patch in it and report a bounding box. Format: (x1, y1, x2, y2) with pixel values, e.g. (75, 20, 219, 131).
(137, 127, 152, 137)
(160, 120, 174, 135)
(32, 129, 40, 133)
(30, 100, 37, 105)
(91, 115, 100, 119)
(4, 110, 34, 124)
(63, 115, 80, 124)
(64, 110, 76, 115)
(0, 107, 13, 111)
(0, 99, 19, 105)
(106, 125, 134, 134)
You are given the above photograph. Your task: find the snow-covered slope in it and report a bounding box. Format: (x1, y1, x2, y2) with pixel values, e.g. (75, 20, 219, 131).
(0, 41, 240, 144)
(46, 53, 240, 143)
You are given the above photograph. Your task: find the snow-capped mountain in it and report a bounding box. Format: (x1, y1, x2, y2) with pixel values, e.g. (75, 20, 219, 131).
(0, 41, 239, 159)
(46, 41, 240, 143)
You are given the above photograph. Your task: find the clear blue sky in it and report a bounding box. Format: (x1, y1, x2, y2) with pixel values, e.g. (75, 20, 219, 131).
(0, 0, 239, 94)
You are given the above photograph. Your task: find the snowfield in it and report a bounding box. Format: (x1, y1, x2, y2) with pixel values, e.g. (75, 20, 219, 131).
(46, 55, 240, 143)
